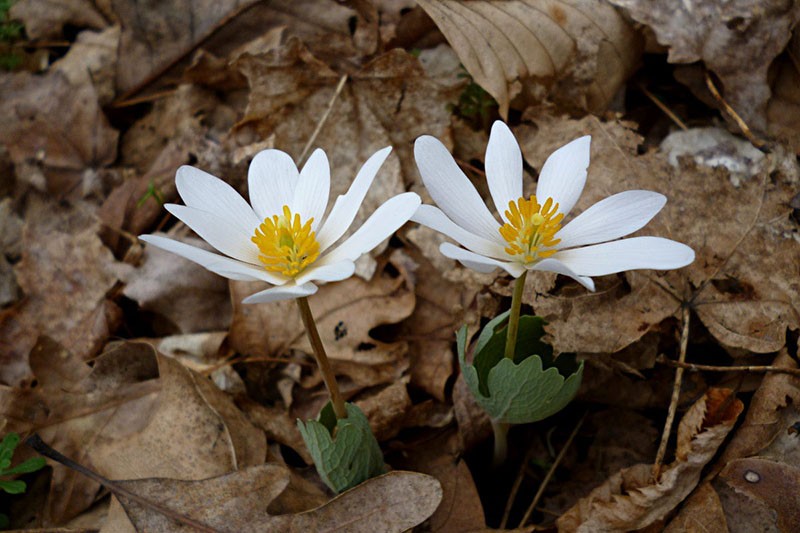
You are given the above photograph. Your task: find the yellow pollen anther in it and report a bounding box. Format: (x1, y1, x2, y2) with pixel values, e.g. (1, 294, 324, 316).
(251, 205, 320, 277)
(499, 195, 563, 263)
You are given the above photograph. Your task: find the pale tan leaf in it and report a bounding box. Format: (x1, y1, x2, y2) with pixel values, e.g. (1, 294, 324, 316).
(417, 0, 641, 116)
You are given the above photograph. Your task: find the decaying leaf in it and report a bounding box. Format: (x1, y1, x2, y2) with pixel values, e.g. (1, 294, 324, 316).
(418, 0, 641, 117)
(391, 430, 486, 532)
(0, 48, 119, 194)
(610, 0, 800, 134)
(557, 388, 743, 531)
(395, 247, 481, 401)
(0, 341, 265, 525)
(0, 199, 130, 387)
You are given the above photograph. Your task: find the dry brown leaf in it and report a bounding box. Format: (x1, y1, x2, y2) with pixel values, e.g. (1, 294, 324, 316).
(515, 116, 799, 353)
(9, 0, 108, 40)
(396, 247, 481, 401)
(391, 430, 486, 532)
(103, 464, 442, 532)
(228, 257, 415, 393)
(418, 0, 641, 117)
(718, 457, 800, 532)
(0, 51, 119, 195)
(557, 388, 743, 532)
(610, 0, 800, 134)
(1, 341, 264, 525)
(0, 198, 130, 387)
(124, 233, 232, 334)
(663, 482, 729, 533)
(354, 379, 412, 442)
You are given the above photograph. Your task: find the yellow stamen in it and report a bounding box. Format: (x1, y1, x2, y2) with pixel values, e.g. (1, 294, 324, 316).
(500, 195, 563, 263)
(251, 205, 320, 277)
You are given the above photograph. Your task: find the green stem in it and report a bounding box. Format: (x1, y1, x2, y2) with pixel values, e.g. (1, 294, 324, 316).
(296, 297, 348, 420)
(492, 419, 510, 466)
(504, 270, 527, 360)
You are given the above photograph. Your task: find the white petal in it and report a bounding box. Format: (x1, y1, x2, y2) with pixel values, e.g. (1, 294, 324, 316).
(529, 258, 595, 291)
(319, 192, 421, 265)
(485, 121, 523, 223)
(295, 260, 355, 285)
(411, 204, 507, 259)
(414, 135, 500, 240)
(556, 190, 667, 249)
(176, 166, 261, 236)
(316, 147, 392, 251)
(292, 148, 330, 231)
(242, 282, 318, 304)
(165, 204, 260, 264)
(439, 242, 526, 277)
(248, 149, 299, 220)
(535, 136, 591, 217)
(554, 237, 695, 276)
(139, 234, 287, 285)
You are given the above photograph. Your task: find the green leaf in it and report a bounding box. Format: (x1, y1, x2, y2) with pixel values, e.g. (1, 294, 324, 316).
(458, 314, 583, 424)
(297, 402, 386, 494)
(0, 479, 26, 494)
(0, 433, 20, 471)
(2, 456, 46, 476)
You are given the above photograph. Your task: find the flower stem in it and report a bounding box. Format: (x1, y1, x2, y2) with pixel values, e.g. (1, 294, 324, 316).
(491, 419, 510, 466)
(504, 270, 527, 360)
(296, 296, 348, 420)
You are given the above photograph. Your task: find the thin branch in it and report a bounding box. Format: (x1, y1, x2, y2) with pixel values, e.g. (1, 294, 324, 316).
(657, 355, 800, 377)
(704, 72, 767, 149)
(520, 414, 585, 527)
(638, 84, 688, 131)
(298, 74, 348, 165)
(500, 440, 538, 528)
(653, 305, 690, 480)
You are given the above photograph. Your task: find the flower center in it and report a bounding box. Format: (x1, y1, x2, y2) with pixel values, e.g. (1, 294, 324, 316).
(499, 196, 563, 263)
(251, 205, 320, 277)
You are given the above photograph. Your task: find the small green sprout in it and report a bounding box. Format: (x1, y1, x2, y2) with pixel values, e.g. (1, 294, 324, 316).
(136, 179, 165, 208)
(0, 432, 47, 528)
(449, 70, 497, 129)
(0, 0, 23, 71)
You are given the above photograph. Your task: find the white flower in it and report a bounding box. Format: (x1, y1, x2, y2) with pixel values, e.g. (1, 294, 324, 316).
(140, 147, 420, 303)
(412, 121, 694, 291)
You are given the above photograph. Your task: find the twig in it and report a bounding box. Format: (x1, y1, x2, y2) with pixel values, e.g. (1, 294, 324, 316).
(656, 356, 800, 377)
(520, 414, 585, 527)
(111, 89, 179, 108)
(638, 84, 688, 131)
(653, 305, 690, 480)
(704, 72, 767, 149)
(500, 442, 538, 528)
(298, 74, 348, 165)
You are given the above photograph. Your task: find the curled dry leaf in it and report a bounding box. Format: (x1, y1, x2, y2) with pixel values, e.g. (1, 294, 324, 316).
(0, 340, 265, 525)
(516, 116, 800, 353)
(609, 0, 800, 134)
(557, 388, 743, 532)
(417, 0, 641, 117)
(9, 0, 108, 40)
